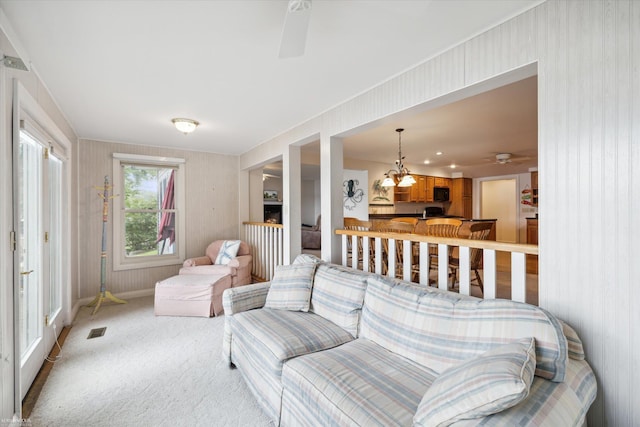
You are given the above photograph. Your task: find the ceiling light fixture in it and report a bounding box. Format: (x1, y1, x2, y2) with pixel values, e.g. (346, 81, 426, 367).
(171, 118, 199, 134)
(381, 128, 416, 187)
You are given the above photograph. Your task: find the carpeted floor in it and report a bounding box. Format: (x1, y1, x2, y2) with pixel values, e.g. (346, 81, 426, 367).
(29, 296, 271, 427)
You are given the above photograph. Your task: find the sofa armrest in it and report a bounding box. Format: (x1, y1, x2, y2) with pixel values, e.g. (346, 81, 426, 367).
(222, 281, 270, 315)
(183, 256, 212, 267)
(222, 281, 271, 366)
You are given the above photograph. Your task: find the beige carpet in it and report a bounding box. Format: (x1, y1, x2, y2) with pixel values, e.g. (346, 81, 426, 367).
(29, 296, 271, 427)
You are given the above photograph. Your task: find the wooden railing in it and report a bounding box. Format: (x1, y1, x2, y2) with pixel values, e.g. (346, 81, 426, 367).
(243, 222, 284, 281)
(242, 221, 539, 304)
(335, 228, 539, 304)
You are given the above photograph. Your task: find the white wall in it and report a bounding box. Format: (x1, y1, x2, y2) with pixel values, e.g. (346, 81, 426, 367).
(240, 2, 640, 423)
(77, 139, 240, 300)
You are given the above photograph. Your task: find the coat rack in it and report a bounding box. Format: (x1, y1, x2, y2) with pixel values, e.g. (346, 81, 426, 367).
(86, 175, 126, 315)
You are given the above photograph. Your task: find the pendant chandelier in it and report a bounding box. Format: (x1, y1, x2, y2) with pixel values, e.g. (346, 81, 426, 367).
(381, 128, 416, 187)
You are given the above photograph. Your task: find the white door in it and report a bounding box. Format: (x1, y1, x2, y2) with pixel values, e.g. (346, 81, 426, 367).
(481, 179, 518, 243)
(16, 131, 45, 399)
(15, 129, 65, 400)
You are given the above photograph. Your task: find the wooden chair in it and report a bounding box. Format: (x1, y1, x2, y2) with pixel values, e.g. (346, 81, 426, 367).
(343, 217, 373, 270)
(412, 218, 462, 282)
(372, 220, 415, 277)
(448, 221, 494, 292)
(390, 217, 419, 231)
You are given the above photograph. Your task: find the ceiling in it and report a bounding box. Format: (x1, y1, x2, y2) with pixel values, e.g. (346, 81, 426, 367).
(341, 75, 538, 178)
(0, 0, 541, 160)
(267, 75, 538, 179)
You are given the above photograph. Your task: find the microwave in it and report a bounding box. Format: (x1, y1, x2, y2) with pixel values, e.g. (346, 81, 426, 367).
(433, 187, 450, 202)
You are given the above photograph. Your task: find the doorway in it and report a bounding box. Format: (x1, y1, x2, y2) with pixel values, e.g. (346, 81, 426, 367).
(13, 88, 68, 409)
(480, 178, 518, 243)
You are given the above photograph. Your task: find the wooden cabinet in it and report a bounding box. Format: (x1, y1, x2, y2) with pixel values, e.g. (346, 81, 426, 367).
(394, 185, 411, 203)
(425, 176, 434, 202)
(394, 175, 453, 204)
(531, 171, 538, 206)
(410, 175, 427, 202)
(434, 177, 452, 188)
(448, 178, 472, 218)
(527, 218, 538, 245)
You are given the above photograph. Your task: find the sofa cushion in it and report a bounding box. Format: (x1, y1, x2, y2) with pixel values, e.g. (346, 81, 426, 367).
(281, 339, 437, 427)
(292, 253, 323, 265)
(560, 320, 586, 360)
(230, 309, 353, 379)
(413, 337, 536, 427)
(265, 263, 316, 312)
(361, 276, 568, 382)
(310, 263, 369, 337)
(214, 240, 241, 265)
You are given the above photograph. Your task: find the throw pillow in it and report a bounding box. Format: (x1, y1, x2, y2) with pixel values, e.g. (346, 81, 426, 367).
(264, 263, 317, 312)
(413, 337, 536, 427)
(292, 253, 323, 265)
(214, 240, 241, 265)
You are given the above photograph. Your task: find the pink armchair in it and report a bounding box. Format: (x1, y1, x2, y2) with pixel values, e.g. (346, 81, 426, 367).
(180, 240, 252, 287)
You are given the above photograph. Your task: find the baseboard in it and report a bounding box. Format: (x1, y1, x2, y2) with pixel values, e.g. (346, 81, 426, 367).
(71, 288, 155, 321)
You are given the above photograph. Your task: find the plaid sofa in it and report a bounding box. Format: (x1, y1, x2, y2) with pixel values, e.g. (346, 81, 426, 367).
(222, 255, 596, 426)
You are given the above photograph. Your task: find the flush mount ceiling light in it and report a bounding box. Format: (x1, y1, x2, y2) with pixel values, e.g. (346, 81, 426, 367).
(381, 128, 416, 187)
(171, 118, 199, 135)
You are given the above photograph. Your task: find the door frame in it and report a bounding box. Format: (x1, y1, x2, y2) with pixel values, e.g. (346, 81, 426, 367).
(473, 174, 521, 243)
(11, 80, 72, 414)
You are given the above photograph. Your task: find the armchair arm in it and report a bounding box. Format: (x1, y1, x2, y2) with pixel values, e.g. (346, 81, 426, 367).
(183, 256, 212, 268)
(227, 254, 251, 269)
(222, 281, 271, 366)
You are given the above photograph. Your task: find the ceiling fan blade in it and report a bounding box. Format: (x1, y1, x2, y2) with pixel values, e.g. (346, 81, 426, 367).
(278, 0, 312, 58)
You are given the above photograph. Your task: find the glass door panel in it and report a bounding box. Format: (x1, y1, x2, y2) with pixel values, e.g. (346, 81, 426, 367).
(48, 156, 63, 318)
(18, 131, 45, 398)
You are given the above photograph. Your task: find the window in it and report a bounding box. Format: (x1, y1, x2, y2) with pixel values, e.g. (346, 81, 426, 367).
(112, 153, 185, 270)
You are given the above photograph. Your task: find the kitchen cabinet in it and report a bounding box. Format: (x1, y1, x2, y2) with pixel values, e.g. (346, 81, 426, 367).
(394, 175, 453, 203)
(448, 178, 472, 218)
(410, 175, 427, 202)
(425, 176, 435, 202)
(531, 171, 538, 206)
(434, 177, 452, 188)
(527, 218, 538, 244)
(394, 185, 411, 203)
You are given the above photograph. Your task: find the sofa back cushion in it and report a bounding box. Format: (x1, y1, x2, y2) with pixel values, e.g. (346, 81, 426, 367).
(360, 276, 568, 382)
(310, 263, 368, 337)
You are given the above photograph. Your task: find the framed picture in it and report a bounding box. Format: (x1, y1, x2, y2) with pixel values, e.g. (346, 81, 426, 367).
(263, 190, 279, 200)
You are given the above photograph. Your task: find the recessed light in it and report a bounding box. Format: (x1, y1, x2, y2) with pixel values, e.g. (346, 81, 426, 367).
(423, 160, 430, 164)
(436, 151, 443, 156)
(450, 164, 456, 169)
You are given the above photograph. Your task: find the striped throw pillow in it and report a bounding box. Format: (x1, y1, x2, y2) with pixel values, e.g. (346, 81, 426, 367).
(214, 240, 241, 265)
(414, 337, 536, 427)
(264, 263, 317, 312)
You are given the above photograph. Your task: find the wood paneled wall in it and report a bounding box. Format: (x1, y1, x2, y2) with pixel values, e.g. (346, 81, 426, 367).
(240, 1, 639, 424)
(77, 140, 240, 300)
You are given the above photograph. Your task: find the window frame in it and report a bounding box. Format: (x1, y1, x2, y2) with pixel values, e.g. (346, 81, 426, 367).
(112, 153, 186, 271)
